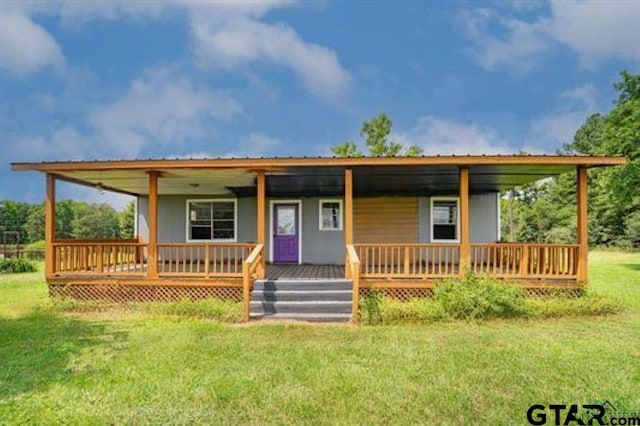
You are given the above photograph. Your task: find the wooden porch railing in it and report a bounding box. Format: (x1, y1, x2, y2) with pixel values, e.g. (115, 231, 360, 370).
(242, 244, 265, 321)
(353, 244, 460, 278)
(157, 243, 255, 277)
(52, 240, 147, 275)
(470, 243, 579, 278)
(345, 244, 360, 325)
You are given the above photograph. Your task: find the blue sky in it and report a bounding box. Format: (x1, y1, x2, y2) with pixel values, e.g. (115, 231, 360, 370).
(1, 0, 639, 208)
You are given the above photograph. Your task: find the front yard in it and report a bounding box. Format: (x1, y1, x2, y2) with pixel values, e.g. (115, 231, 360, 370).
(0, 252, 638, 424)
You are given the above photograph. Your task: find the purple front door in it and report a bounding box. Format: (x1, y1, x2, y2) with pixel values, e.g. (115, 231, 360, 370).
(273, 204, 299, 263)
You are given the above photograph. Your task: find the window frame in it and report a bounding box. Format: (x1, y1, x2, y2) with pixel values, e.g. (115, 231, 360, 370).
(430, 196, 460, 243)
(185, 198, 238, 243)
(318, 199, 343, 231)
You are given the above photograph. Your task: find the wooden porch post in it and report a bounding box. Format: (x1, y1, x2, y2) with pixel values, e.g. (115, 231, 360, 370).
(345, 168, 353, 246)
(147, 171, 159, 279)
(344, 168, 358, 324)
(577, 166, 588, 282)
(45, 173, 56, 279)
(459, 167, 470, 276)
(256, 170, 266, 278)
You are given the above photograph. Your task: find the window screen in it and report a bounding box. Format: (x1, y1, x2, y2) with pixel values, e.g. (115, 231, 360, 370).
(188, 201, 235, 241)
(320, 201, 342, 230)
(432, 200, 457, 241)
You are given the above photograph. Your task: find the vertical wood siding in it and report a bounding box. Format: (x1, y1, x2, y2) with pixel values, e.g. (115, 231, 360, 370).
(354, 197, 418, 243)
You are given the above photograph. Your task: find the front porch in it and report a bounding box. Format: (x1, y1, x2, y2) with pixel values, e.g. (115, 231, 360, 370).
(13, 155, 627, 323)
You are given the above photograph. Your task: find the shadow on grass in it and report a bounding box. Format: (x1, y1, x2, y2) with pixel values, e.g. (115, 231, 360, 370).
(0, 310, 128, 399)
(622, 263, 640, 272)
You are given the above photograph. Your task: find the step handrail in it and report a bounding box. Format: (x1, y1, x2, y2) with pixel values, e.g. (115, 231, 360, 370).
(346, 244, 360, 325)
(242, 244, 265, 322)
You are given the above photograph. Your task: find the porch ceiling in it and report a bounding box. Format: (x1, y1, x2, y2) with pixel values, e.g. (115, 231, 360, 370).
(51, 168, 256, 196)
(260, 164, 582, 196)
(12, 155, 626, 196)
(42, 163, 586, 196)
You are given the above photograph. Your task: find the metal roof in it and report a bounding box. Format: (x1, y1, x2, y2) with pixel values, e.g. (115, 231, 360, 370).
(10, 155, 627, 197)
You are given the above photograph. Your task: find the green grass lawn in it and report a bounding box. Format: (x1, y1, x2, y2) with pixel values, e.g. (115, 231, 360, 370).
(1, 252, 639, 424)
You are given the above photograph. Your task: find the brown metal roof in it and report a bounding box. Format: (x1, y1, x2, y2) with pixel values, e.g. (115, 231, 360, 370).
(10, 154, 627, 172)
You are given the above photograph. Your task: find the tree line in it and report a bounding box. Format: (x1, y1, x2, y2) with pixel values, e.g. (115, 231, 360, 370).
(0, 200, 135, 244)
(503, 71, 639, 247)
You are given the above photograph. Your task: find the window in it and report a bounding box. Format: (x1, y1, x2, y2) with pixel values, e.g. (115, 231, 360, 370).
(319, 199, 343, 231)
(186, 199, 237, 241)
(431, 198, 459, 242)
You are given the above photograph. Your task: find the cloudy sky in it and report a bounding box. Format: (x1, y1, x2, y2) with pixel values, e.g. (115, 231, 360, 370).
(1, 0, 639, 208)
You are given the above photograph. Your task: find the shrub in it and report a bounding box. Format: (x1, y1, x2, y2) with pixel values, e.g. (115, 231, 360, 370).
(0, 258, 38, 273)
(375, 297, 448, 324)
(24, 240, 45, 260)
(24, 240, 45, 251)
(434, 274, 530, 320)
(526, 291, 623, 318)
(359, 290, 384, 325)
(144, 298, 243, 323)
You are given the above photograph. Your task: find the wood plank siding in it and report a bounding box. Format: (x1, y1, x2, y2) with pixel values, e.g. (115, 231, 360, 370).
(354, 197, 418, 243)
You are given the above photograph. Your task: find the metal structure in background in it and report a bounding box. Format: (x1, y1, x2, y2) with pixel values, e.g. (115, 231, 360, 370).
(2, 231, 21, 259)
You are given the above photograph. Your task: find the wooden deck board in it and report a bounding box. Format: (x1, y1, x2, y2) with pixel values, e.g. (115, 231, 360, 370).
(266, 264, 345, 280)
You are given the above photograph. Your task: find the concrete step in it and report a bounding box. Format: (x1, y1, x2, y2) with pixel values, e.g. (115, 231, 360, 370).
(253, 279, 352, 292)
(251, 290, 352, 302)
(250, 312, 352, 323)
(250, 301, 352, 315)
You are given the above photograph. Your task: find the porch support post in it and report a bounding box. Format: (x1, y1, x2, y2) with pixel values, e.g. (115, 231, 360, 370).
(577, 166, 588, 282)
(45, 173, 56, 279)
(459, 167, 470, 276)
(345, 168, 353, 246)
(256, 170, 266, 278)
(147, 171, 159, 279)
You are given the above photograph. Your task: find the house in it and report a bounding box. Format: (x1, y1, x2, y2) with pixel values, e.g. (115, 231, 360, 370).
(12, 155, 626, 323)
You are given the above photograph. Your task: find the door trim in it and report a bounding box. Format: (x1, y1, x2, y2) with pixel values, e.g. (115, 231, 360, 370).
(269, 199, 302, 264)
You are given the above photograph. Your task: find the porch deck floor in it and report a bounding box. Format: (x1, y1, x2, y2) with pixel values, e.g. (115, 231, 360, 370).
(266, 264, 345, 280)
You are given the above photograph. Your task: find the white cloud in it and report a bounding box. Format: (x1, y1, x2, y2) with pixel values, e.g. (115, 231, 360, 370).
(461, 8, 550, 73)
(58, 0, 294, 24)
(191, 17, 350, 99)
(0, 11, 64, 76)
(90, 68, 242, 156)
(13, 125, 91, 161)
(527, 83, 598, 149)
(222, 133, 283, 157)
(11, 68, 242, 161)
(461, 0, 640, 72)
(396, 116, 513, 155)
(22, 0, 349, 99)
(549, 0, 640, 65)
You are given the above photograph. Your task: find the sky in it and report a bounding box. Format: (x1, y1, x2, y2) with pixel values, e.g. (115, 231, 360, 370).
(0, 0, 639, 209)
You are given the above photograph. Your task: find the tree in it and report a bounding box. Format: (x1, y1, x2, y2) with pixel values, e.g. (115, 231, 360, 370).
(71, 203, 119, 239)
(119, 201, 136, 239)
(332, 113, 422, 157)
(56, 200, 78, 239)
(24, 204, 45, 242)
(0, 201, 33, 243)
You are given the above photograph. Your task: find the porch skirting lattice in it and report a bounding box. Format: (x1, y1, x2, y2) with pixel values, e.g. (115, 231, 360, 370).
(358, 286, 581, 299)
(49, 283, 242, 303)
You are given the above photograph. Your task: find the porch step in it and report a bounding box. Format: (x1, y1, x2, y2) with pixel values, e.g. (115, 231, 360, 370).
(251, 301, 352, 315)
(251, 290, 352, 302)
(253, 279, 352, 292)
(249, 313, 352, 323)
(250, 279, 353, 322)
